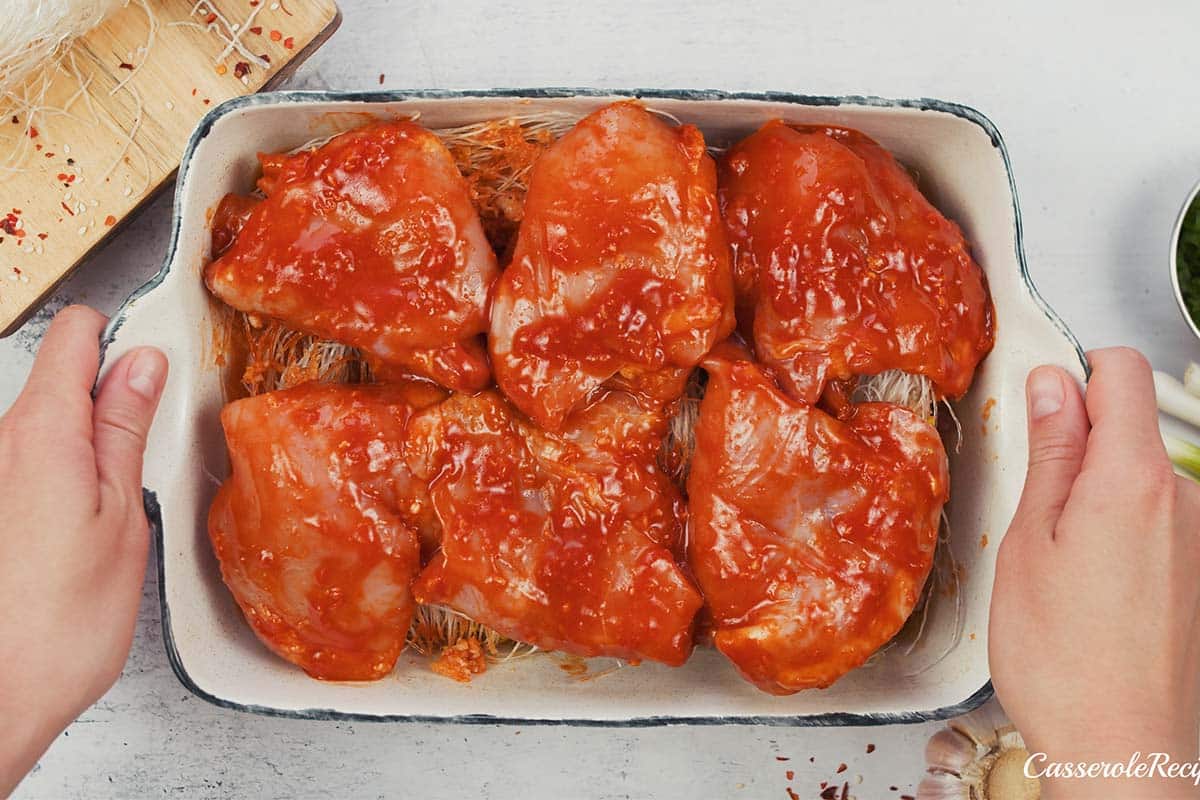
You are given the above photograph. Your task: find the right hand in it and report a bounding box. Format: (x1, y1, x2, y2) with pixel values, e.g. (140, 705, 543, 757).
(989, 347, 1200, 799)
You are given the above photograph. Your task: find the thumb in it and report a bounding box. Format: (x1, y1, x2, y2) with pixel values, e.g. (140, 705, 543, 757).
(1009, 365, 1090, 542)
(93, 347, 168, 509)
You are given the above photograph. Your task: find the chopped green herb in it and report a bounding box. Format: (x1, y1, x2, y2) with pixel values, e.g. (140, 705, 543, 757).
(1177, 197, 1200, 324)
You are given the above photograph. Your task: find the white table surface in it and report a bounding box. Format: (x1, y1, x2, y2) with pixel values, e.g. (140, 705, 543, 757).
(4, 2, 1197, 797)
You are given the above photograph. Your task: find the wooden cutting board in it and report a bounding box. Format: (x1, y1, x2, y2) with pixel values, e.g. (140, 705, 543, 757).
(0, 0, 340, 336)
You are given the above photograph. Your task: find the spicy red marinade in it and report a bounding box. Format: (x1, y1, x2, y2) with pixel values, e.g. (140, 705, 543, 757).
(208, 381, 443, 681)
(489, 101, 735, 431)
(719, 121, 994, 404)
(407, 388, 702, 666)
(686, 350, 948, 694)
(205, 121, 499, 392)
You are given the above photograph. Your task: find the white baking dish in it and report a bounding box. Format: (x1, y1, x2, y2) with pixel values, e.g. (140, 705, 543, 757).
(99, 89, 1086, 725)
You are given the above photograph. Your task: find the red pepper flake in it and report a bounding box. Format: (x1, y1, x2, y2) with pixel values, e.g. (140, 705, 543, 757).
(119, 61, 135, 70)
(191, 87, 197, 96)
(866, 743, 875, 754)
(0, 217, 16, 235)
(784, 790, 798, 800)
(249, 0, 259, 5)
(44, 152, 54, 158)
(104, 214, 117, 226)
(203, 98, 211, 105)
(56, 173, 68, 181)
(269, 29, 282, 41)
(836, 763, 847, 774)
(775, 756, 790, 762)
(249, 25, 262, 34)
(37, 233, 47, 240)
(28, 126, 38, 138)
(234, 61, 251, 79)
(840, 784, 849, 800)
(819, 787, 837, 800)
(67, 174, 76, 183)
(205, 11, 217, 23)
(13, 229, 25, 239)
(10, 115, 17, 124)
(901, 796, 915, 800)
(61, 202, 74, 216)
(283, 36, 294, 49)
(215, 64, 227, 76)
(12, 267, 21, 275)
(785, 770, 794, 780)
(34, 143, 42, 151)
(259, 53, 271, 63)
(378, 73, 385, 84)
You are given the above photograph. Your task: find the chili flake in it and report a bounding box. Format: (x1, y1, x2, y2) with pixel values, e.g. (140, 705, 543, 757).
(61, 202, 75, 216)
(216, 64, 228, 75)
(249, 25, 262, 34)
(37, 233, 47, 240)
(283, 36, 294, 49)
(119, 62, 135, 70)
(269, 29, 282, 41)
(378, 73, 385, 84)
(56, 173, 68, 181)
(28, 126, 38, 138)
(234, 61, 250, 79)
(205, 11, 218, 23)
(104, 215, 117, 226)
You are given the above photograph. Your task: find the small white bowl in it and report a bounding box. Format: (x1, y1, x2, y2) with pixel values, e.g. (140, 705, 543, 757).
(1170, 179, 1200, 340)
(100, 89, 1086, 726)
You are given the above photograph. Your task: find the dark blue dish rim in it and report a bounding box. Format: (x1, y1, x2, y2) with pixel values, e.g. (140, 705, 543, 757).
(101, 87, 1087, 726)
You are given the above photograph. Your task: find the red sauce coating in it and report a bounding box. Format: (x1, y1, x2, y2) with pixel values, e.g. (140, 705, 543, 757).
(211, 193, 260, 258)
(407, 389, 701, 665)
(719, 121, 994, 403)
(686, 350, 948, 694)
(490, 101, 734, 431)
(204, 121, 499, 392)
(208, 381, 443, 681)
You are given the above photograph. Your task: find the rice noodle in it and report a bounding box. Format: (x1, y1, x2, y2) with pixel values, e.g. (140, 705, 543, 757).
(0, 0, 119, 100)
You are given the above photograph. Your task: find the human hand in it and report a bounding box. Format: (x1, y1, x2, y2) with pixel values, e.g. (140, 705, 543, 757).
(0, 306, 167, 796)
(990, 347, 1200, 799)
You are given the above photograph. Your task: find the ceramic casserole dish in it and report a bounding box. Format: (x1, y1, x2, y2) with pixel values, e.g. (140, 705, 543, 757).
(98, 89, 1087, 725)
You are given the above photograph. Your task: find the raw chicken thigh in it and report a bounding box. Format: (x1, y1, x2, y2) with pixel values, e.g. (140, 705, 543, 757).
(205, 121, 498, 392)
(208, 381, 443, 681)
(490, 102, 734, 430)
(719, 121, 994, 404)
(686, 350, 948, 694)
(407, 389, 702, 665)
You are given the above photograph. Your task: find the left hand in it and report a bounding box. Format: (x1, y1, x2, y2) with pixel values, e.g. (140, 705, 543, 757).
(0, 305, 168, 796)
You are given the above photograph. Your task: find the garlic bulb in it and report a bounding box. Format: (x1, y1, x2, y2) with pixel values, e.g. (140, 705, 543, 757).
(917, 699, 1041, 800)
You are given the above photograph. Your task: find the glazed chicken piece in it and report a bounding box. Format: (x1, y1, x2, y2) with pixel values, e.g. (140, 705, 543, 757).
(406, 389, 702, 665)
(719, 121, 994, 404)
(205, 121, 499, 392)
(208, 381, 444, 681)
(489, 101, 734, 431)
(686, 351, 948, 694)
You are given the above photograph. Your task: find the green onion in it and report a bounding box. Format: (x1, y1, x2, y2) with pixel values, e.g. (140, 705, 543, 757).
(1185, 362, 1200, 398)
(1165, 434, 1200, 478)
(1154, 371, 1200, 428)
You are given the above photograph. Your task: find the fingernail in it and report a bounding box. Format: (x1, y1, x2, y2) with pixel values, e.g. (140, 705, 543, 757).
(1028, 367, 1064, 420)
(127, 349, 166, 400)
